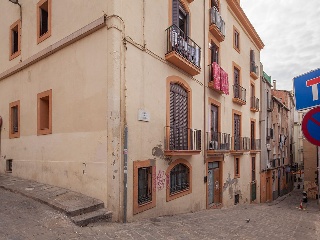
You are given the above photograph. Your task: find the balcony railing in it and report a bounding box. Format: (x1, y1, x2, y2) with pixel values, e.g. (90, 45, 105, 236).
(232, 136, 250, 151)
(251, 139, 261, 150)
(209, 7, 225, 42)
(266, 128, 274, 140)
(165, 25, 201, 75)
(250, 96, 259, 111)
(207, 132, 231, 151)
(164, 126, 201, 154)
(250, 61, 259, 79)
(267, 99, 273, 111)
(233, 84, 246, 104)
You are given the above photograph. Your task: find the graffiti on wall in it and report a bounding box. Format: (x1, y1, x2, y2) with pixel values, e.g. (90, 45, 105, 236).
(156, 170, 167, 190)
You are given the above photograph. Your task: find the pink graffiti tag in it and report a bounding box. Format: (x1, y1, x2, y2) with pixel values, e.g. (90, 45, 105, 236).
(156, 170, 166, 190)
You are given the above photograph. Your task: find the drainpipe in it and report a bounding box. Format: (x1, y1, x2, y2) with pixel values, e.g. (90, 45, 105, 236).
(123, 126, 128, 222)
(203, 0, 207, 165)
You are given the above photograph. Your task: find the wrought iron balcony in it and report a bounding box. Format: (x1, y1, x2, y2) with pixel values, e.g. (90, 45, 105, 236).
(251, 139, 261, 150)
(165, 25, 201, 76)
(164, 126, 201, 155)
(232, 136, 250, 151)
(266, 128, 273, 140)
(209, 7, 225, 42)
(207, 132, 231, 152)
(250, 61, 259, 80)
(233, 84, 246, 105)
(250, 96, 260, 112)
(267, 99, 273, 111)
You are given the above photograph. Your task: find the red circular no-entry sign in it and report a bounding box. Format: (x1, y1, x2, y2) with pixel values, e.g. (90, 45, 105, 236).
(302, 107, 320, 146)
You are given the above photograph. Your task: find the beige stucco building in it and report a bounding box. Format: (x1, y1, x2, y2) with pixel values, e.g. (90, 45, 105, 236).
(0, 0, 264, 222)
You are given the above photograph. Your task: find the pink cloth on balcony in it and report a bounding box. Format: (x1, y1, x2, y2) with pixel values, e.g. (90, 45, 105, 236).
(220, 68, 229, 95)
(212, 62, 221, 90)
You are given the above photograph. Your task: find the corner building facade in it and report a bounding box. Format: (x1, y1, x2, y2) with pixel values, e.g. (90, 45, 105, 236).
(0, 0, 263, 222)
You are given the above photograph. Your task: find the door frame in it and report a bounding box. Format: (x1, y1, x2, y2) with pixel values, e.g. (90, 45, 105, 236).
(206, 157, 223, 209)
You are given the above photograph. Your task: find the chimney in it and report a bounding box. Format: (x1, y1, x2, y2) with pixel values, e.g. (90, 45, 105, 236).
(273, 80, 276, 90)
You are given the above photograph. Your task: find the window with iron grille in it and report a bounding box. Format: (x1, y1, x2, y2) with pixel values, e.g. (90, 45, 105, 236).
(170, 83, 189, 150)
(138, 167, 153, 205)
(170, 163, 190, 195)
(9, 100, 20, 139)
(133, 160, 156, 214)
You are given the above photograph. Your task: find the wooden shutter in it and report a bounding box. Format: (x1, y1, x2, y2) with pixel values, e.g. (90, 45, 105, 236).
(234, 114, 240, 150)
(170, 83, 188, 150)
(172, 0, 179, 27)
(250, 49, 255, 62)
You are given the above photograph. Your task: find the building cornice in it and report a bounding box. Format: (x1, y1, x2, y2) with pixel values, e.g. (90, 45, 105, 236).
(226, 0, 264, 50)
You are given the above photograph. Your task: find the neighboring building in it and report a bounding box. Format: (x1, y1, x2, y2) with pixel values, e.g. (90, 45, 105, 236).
(0, 0, 264, 222)
(259, 69, 273, 203)
(268, 84, 295, 200)
(293, 110, 305, 167)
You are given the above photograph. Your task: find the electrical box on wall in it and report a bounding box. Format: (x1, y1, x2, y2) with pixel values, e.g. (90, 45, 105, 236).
(138, 109, 150, 122)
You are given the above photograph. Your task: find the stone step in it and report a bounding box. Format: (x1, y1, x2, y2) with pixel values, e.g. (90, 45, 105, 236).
(70, 208, 112, 227)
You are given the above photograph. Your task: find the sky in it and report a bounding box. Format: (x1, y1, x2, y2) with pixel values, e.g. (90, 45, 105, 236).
(240, 0, 320, 91)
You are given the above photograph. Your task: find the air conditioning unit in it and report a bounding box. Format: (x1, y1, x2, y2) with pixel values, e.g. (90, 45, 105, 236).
(266, 163, 271, 169)
(266, 143, 271, 151)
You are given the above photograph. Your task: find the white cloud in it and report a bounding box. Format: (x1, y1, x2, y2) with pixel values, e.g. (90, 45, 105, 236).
(241, 0, 320, 90)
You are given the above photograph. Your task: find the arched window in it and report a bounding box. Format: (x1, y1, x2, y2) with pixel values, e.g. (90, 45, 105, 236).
(166, 159, 192, 201)
(170, 163, 190, 195)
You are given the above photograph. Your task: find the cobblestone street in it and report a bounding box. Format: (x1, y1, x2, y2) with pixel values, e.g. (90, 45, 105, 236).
(1, 187, 320, 240)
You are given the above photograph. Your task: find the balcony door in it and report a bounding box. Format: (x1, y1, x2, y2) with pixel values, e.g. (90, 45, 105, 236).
(210, 105, 218, 149)
(251, 121, 255, 149)
(172, 0, 189, 36)
(234, 114, 240, 150)
(234, 67, 240, 98)
(211, 42, 219, 64)
(170, 83, 189, 150)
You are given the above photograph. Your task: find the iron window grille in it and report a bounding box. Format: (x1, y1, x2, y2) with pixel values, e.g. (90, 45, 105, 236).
(170, 163, 190, 195)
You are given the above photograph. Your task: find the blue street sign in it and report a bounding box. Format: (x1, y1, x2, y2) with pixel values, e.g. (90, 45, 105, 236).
(293, 68, 320, 110)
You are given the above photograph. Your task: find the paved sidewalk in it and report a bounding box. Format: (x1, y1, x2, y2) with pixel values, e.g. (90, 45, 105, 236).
(0, 174, 111, 225)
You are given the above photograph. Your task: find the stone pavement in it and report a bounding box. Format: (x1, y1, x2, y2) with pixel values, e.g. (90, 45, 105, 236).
(1, 173, 320, 239)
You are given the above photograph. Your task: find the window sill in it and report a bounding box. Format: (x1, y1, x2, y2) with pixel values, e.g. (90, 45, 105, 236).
(230, 150, 247, 155)
(234, 175, 240, 179)
(9, 51, 21, 61)
(233, 46, 240, 54)
(164, 150, 201, 156)
(133, 201, 156, 215)
(37, 31, 51, 44)
(167, 188, 191, 202)
(9, 133, 20, 139)
(37, 128, 52, 136)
